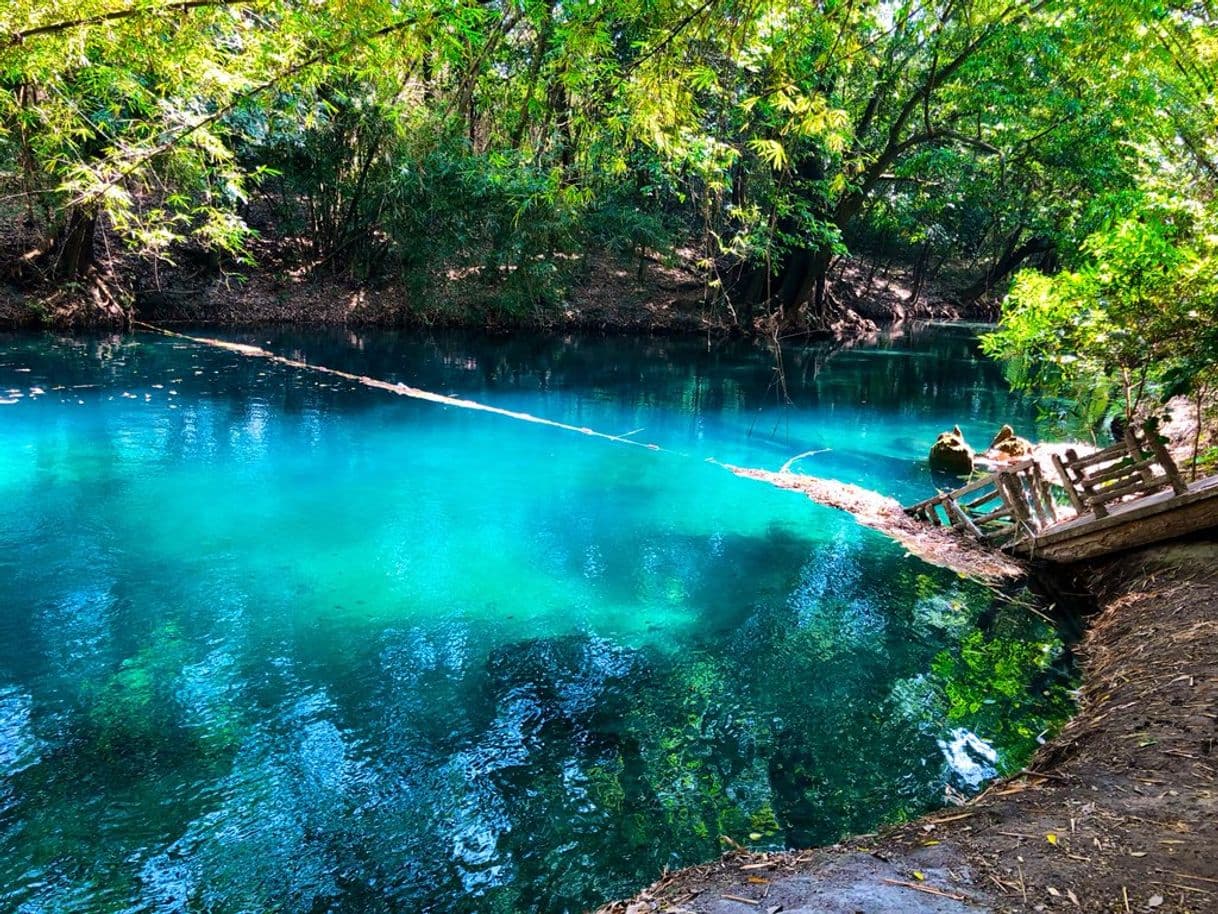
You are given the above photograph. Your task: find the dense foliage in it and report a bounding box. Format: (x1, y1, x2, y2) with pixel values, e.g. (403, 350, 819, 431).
(980, 10, 1218, 449)
(1, 1, 1216, 335)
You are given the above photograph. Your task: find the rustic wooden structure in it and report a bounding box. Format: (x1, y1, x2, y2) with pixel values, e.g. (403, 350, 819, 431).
(906, 424, 1218, 563)
(906, 458, 1058, 549)
(1022, 474, 1218, 562)
(1049, 425, 1187, 519)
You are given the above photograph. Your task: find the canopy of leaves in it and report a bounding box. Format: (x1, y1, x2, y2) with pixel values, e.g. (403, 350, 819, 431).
(977, 3, 1218, 446)
(1, 0, 1215, 328)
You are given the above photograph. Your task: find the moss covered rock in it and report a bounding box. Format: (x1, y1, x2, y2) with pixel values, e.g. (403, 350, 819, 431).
(929, 426, 974, 475)
(987, 424, 1034, 461)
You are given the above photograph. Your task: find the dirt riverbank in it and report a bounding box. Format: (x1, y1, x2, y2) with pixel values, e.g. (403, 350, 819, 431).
(598, 537, 1218, 914)
(0, 233, 967, 339)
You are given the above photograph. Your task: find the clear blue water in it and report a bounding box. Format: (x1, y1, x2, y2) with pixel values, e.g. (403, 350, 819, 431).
(0, 324, 1075, 913)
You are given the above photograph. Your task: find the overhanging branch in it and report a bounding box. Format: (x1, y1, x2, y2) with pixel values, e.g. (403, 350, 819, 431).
(5, 0, 256, 50)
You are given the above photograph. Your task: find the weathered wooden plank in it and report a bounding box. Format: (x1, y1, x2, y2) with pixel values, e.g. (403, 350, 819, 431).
(1063, 447, 1110, 518)
(1021, 465, 1053, 528)
(906, 492, 949, 514)
(962, 489, 1005, 510)
(1065, 440, 1135, 469)
(944, 497, 984, 538)
(1122, 427, 1158, 485)
(1051, 452, 1088, 515)
(1143, 427, 1188, 495)
(1000, 472, 1036, 533)
(1018, 481, 1218, 562)
(1031, 463, 1058, 523)
(1086, 456, 1156, 487)
(972, 505, 1016, 525)
(1086, 474, 1171, 505)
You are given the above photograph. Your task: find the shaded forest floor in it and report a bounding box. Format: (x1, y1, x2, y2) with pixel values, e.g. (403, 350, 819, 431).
(598, 538, 1218, 914)
(0, 214, 970, 337)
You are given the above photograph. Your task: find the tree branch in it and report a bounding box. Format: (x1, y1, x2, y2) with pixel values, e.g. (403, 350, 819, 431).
(6, 0, 255, 49)
(69, 0, 495, 209)
(623, 0, 720, 74)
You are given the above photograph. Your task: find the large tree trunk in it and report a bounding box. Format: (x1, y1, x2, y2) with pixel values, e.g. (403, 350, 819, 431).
(957, 234, 1053, 304)
(757, 157, 838, 327)
(50, 206, 97, 280)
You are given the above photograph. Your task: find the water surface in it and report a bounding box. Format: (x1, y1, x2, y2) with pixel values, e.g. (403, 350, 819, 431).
(0, 325, 1075, 913)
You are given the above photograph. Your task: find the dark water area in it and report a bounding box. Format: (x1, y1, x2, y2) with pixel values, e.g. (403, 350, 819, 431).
(0, 324, 1076, 913)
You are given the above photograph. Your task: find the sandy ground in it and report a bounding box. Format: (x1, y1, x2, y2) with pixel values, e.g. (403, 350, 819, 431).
(597, 537, 1218, 914)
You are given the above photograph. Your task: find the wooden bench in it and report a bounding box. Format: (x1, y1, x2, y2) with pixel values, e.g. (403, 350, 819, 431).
(1050, 424, 1187, 519)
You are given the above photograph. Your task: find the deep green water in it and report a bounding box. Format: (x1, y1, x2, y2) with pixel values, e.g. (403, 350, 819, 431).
(0, 324, 1076, 914)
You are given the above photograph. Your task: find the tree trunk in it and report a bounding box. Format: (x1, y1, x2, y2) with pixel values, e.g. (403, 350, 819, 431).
(511, 3, 553, 151)
(907, 241, 930, 306)
(756, 156, 838, 325)
(51, 206, 97, 280)
(956, 235, 1053, 304)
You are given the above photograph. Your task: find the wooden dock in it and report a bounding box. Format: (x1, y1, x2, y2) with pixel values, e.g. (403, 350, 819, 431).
(906, 425, 1218, 564)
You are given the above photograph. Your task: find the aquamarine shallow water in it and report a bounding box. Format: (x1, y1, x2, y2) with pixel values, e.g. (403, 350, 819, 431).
(0, 325, 1074, 913)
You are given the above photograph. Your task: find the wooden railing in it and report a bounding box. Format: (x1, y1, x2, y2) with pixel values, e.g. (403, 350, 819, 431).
(906, 459, 1058, 548)
(906, 423, 1190, 553)
(1050, 425, 1186, 518)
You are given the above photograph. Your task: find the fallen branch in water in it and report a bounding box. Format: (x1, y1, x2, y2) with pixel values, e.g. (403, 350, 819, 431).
(779, 448, 831, 473)
(721, 464, 1027, 581)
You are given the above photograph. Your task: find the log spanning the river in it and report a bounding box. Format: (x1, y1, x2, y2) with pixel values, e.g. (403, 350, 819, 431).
(134, 322, 667, 451)
(723, 465, 1028, 581)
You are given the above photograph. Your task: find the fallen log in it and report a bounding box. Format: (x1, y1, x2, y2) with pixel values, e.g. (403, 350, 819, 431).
(721, 464, 1027, 581)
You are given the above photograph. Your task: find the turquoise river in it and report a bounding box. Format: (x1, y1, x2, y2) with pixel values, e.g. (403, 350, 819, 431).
(0, 324, 1077, 913)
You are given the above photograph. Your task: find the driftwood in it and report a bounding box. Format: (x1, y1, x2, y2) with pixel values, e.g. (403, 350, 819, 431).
(724, 465, 1027, 581)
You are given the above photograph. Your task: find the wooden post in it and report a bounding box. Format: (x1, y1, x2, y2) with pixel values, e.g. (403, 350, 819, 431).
(1000, 472, 1035, 540)
(944, 497, 983, 539)
(1142, 423, 1188, 495)
(1031, 463, 1058, 523)
(1051, 452, 1088, 515)
(1123, 426, 1157, 485)
(1066, 447, 1109, 518)
(1016, 467, 1049, 529)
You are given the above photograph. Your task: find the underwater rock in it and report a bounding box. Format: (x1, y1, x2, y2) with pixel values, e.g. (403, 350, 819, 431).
(986, 424, 1034, 461)
(929, 426, 974, 475)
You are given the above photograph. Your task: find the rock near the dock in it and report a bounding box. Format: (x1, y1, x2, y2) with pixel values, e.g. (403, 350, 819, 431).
(929, 426, 974, 475)
(987, 424, 1034, 461)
